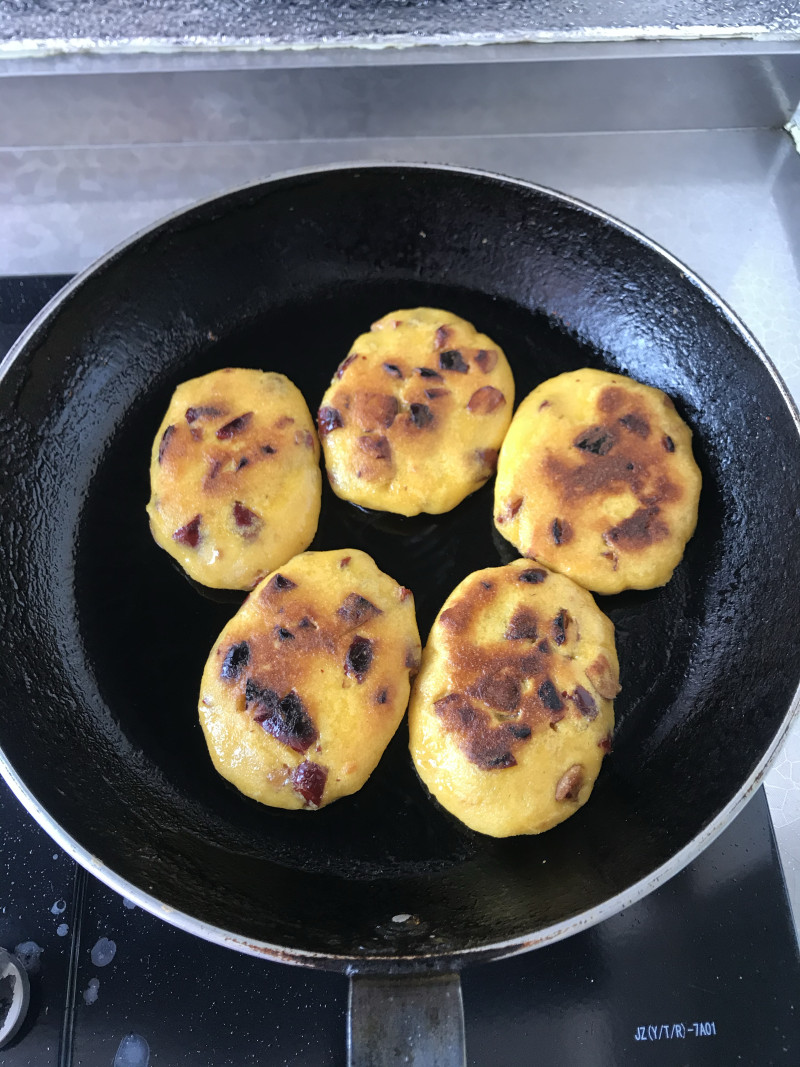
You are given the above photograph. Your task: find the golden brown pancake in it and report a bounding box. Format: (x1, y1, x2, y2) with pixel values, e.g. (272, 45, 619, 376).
(408, 559, 618, 837)
(147, 368, 321, 590)
(199, 549, 421, 810)
(318, 307, 515, 516)
(494, 368, 701, 593)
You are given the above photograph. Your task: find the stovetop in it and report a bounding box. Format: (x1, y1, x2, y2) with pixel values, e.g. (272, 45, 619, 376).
(1, 276, 799, 1066)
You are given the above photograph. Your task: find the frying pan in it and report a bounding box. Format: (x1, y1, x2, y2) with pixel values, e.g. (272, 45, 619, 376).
(1, 163, 799, 1064)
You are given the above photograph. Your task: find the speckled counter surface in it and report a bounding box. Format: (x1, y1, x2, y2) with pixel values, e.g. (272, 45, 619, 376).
(0, 56, 798, 934)
(0, 0, 799, 55)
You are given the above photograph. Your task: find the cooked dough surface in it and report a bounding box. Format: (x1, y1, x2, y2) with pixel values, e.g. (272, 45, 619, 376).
(147, 368, 321, 589)
(318, 308, 515, 516)
(409, 559, 618, 837)
(494, 368, 701, 593)
(199, 549, 421, 810)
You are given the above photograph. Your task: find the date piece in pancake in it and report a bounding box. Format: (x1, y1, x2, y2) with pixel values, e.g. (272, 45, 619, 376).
(318, 308, 515, 516)
(408, 559, 618, 837)
(494, 368, 701, 594)
(199, 549, 421, 811)
(147, 368, 321, 590)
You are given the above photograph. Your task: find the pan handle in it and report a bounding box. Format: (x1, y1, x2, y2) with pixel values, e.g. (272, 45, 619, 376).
(348, 972, 466, 1066)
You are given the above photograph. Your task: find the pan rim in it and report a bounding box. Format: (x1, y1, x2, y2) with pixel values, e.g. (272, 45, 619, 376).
(1, 159, 799, 971)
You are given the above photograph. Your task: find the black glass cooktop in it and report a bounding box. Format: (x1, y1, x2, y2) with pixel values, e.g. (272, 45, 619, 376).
(1, 277, 798, 1066)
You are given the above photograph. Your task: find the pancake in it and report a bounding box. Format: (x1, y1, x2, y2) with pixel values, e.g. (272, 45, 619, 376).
(408, 559, 618, 837)
(494, 368, 701, 593)
(199, 549, 421, 810)
(318, 307, 515, 516)
(147, 368, 321, 590)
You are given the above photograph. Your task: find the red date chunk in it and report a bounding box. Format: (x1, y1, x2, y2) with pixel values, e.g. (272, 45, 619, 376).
(317, 407, 343, 435)
(474, 349, 498, 373)
(173, 515, 202, 548)
(571, 686, 599, 720)
(292, 761, 328, 807)
(216, 412, 253, 439)
(246, 681, 317, 753)
(186, 405, 223, 424)
(158, 424, 175, 463)
(555, 764, 584, 802)
(438, 349, 468, 373)
(467, 386, 505, 414)
(337, 593, 382, 624)
(233, 501, 261, 534)
(345, 636, 373, 681)
(221, 641, 250, 680)
(409, 403, 434, 429)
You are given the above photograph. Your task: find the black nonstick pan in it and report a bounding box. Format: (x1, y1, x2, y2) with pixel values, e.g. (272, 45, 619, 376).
(1, 164, 799, 1064)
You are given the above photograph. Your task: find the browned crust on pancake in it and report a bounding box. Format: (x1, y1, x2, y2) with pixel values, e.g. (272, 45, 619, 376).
(318, 309, 515, 515)
(431, 564, 617, 772)
(494, 370, 702, 593)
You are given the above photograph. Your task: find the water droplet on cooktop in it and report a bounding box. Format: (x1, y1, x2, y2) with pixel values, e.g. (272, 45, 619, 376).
(83, 977, 100, 1005)
(113, 1033, 150, 1067)
(123, 898, 136, 910)
(50, 899, 66, 915)
(90, 937, 116, 967)
(56, 924, 69, 937)
(13, 942, 42, 975)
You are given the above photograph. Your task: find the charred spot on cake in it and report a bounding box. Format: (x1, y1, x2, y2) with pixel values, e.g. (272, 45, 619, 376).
(597, 386, 625, 414)
(552, 518, 573, 546)
(574, 425, 615, 456)
(537, 679, 563, 712)
(618, 411, 650, 438)
(504, 608, 538, 641)
(354, 392, 399, 430)
(518, 567, 547, 584)
(434, 694, 520, 771)
(468, 669, 521, 713)
(605, 506, 669, 549)
(357, 434, 392, 461)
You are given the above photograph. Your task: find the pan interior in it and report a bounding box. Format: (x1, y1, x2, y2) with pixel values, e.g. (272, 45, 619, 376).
(1, 166, 799, 965)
